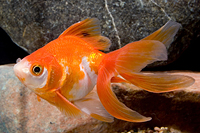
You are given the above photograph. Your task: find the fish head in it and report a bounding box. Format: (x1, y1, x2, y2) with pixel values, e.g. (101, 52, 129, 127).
(13, 50, 62, 92)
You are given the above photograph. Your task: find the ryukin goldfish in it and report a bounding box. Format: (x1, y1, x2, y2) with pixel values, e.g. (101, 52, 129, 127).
(14, 18, 194, 122)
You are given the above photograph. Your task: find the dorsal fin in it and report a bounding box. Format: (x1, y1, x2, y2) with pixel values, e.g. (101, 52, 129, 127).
(59, 18, 111, 51)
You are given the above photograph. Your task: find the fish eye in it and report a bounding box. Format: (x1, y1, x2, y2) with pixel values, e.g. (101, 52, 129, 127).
(31, 65, 43, 76)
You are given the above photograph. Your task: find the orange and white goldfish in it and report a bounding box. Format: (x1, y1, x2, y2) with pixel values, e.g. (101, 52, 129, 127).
(14, 18, 194, 122)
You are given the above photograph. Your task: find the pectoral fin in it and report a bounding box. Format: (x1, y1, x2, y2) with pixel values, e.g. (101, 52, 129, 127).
(37, 95, 41, 102)
(55, 91, 82, 117)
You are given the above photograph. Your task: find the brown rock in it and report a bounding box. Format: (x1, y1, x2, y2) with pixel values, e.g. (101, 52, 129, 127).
(0, 0, 199, 68)
(1, 65, 200, 132)
(112, 72, 200, 132)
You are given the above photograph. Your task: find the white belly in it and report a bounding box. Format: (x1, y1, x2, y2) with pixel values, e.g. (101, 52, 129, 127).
(68, 57, 98, 101)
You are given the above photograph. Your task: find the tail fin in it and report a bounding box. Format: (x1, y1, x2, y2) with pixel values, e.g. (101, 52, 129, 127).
(97, 65, 152, 122)
(121, 72, 194, 93)
(142, 20, 181, 48)
(97, 39, 194, 122)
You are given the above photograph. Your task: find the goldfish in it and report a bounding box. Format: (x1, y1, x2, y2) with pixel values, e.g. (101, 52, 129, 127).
(14, 18, 194, 122)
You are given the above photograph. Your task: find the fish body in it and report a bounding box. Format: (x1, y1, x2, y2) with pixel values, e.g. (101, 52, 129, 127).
(25, 35, 104, 101)
(14, 18, 194, 122)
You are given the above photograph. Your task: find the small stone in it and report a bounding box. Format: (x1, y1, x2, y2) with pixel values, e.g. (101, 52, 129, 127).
(154, 127, 160, 131)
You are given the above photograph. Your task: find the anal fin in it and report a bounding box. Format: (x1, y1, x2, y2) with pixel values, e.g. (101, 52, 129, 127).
(73, 87, 114, 122)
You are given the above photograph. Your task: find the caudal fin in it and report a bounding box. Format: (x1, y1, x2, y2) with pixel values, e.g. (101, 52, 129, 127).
(97, 40, 168, 122)
(97, 25, 194, 122)
(121, 72, 194, 93)
(142, 20, 181, 48)
(97, 66, 151, 122)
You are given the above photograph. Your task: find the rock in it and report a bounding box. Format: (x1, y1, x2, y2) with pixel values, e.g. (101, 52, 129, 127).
(0, 0, 199, 68)
(1, 65, 200, 132)
(112, 72, 200, 132)
(0, 27, 29, 65)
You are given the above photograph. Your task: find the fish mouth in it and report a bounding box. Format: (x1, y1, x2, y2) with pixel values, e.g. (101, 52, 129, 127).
(16, 58, 21, 63)
(14, 63, 24, 81)
(13, 58, 30, 82)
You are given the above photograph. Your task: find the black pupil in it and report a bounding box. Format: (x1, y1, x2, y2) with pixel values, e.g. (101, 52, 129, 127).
(34, 66, 41, 73)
